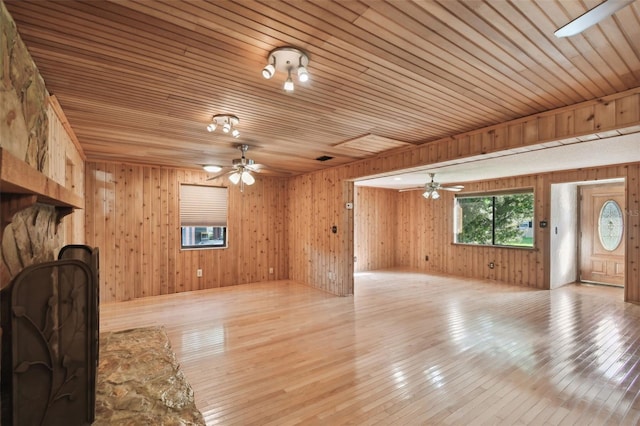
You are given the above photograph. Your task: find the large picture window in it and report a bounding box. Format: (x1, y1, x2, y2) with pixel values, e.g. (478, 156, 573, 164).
(180, 184, 228, 249)
(454, 190, 534, 248)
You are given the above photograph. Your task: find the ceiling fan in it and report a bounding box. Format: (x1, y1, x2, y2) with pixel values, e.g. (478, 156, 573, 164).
(399, 173, 464, 199)
(206, 144, 267, 191)
(554, 0, 635, 38)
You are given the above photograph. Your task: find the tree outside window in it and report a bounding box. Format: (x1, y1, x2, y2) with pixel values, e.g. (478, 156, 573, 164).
(455, 192, 534, 248)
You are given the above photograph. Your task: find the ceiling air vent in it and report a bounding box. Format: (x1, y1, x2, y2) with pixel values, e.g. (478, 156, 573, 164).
(315, 155, 334, 162)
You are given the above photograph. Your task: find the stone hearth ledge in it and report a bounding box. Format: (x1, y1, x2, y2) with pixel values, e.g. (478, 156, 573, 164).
(95, 326, 205, 425)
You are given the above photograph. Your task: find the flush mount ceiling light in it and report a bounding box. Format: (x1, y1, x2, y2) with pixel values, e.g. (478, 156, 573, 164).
(261, 46, 309, 93)
(202, 165, 222, 173)
(206, 114, 240, 138)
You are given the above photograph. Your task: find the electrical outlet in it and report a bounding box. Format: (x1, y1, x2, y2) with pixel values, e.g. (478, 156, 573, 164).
(425, 255, 429, 261)
(196, 269, 203, 277)
(488, 262, 495, 269)
(269, 267, 274, 274)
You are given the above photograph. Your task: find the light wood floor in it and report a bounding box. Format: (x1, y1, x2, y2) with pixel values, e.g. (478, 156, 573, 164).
(100, 269, 640, 425)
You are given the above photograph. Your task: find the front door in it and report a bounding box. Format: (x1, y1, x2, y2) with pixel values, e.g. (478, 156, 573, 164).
(579, 183, 625, 286)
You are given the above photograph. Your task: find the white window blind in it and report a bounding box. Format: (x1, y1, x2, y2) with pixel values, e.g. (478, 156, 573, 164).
(180, 184, 228, 227)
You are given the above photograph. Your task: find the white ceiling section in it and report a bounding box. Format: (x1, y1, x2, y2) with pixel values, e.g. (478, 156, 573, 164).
(355, 132, 640, 190)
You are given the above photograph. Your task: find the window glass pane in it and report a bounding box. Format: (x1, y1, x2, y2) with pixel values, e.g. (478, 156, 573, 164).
(454, 192, 534, 248)
(455, 196, 493, 245)
(181, 226, 226, 248)
(494, 194, 534, 247)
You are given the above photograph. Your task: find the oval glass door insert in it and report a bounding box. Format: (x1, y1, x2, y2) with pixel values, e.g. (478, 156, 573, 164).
(598, 200, 624, 251)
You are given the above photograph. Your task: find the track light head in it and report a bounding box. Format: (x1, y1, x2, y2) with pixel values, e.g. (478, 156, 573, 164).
(262, 63, 275, 79)
(298, 65, 309, 82)
(206, 123, 217, 132)
(231, 129, 240, 138)
(284, 72, 294, 92)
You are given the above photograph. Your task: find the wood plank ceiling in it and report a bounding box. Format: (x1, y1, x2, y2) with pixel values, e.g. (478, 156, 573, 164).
(5, 0, 640, 175)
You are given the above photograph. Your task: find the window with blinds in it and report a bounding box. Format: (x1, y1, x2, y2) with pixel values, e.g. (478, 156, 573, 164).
(180, 184, 228, 249)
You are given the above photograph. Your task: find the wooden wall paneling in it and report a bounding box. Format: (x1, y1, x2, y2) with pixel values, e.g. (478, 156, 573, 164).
(47, 106, 65, 185)
(47, 102, 86, 245)
(105, 162, 117, 302)
(616, 94, 640, 126)
(354, 187, 397, 272)
(128, 165, 143, 298)
(84, 162, 96, 262)
(556, 110, 574, 139)
(522, 118, 539, 145)
(340, 178, 354, 294)
(167, 167, 178, 295)
(493, 126, 508, 151)
(508, 123, 523, 149)
(150, 167, 161, 296)
(537, 115, 556, 145)
(626, 164, 640, 303)
(177, 169, 188, 293)
(85, 162, 288, 303)
(594, 99, 617, 131)
(395, 192, 409, 268)
(574, 105, 595, 134)
(159, 167, 169, 295)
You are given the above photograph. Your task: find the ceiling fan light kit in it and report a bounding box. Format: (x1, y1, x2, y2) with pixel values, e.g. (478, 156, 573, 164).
(423, 189, 440, 199)
(262, 46, 309, 92)
(554, 0, 634, 37)
(207, 114, 240, 138)
(205, 144, 264, 192)
(400, 173, 464, 200)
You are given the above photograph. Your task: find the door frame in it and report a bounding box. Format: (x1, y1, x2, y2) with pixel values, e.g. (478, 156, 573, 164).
(549, 177, 625, 292)
(577, 182, 626, 287)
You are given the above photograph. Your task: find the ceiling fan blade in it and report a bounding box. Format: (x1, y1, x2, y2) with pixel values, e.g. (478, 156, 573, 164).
(398, 187, 425, 192)
(554, 0, 634, 38)
(248, 163, 292, 176)
(206, 169, 233, 181)
(440, 186, 464, 192)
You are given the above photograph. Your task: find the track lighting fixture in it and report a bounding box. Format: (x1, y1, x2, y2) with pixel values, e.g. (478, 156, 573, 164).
(262, 46, 310, 92)
(207, 114, 240, 138)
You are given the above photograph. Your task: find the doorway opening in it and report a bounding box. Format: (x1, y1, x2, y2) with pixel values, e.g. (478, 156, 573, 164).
(550, 178, 626, 296)
(578, 182, 625, 287)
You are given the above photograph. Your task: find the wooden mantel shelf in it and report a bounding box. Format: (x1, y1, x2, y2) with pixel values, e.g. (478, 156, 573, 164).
(0, 148, 83, 229)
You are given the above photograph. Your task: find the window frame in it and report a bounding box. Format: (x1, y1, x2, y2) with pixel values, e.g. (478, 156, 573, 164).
(179, 184, 229, 250)
(453, 189, 535, 249)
